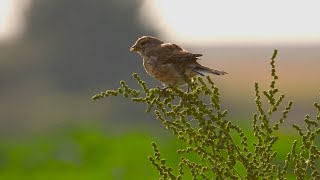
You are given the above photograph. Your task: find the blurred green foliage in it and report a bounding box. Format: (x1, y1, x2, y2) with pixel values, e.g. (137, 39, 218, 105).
(0, 128, 155, 180)
(0, 127, 302, 180)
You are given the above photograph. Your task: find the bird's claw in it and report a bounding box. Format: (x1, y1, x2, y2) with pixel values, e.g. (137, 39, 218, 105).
(157, 86, 170, 97)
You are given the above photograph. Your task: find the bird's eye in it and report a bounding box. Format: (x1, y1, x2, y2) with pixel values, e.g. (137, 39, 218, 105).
(140, 41, 147, 46)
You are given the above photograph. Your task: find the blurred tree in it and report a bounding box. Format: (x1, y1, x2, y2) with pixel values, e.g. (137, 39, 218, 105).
(23, 0, 156, 91)
(0, 0, 156, 92)
(0, 0, 157, 133)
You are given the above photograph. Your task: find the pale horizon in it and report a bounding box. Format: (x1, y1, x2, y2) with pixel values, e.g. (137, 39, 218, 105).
(0, 0, 30, 42)
(140, 0, 320, 46)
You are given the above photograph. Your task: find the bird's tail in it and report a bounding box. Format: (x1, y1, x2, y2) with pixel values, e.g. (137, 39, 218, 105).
(193, 66, 228, 76)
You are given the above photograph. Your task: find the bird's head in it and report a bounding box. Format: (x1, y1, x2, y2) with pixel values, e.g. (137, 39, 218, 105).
(130, 36, 163, 54)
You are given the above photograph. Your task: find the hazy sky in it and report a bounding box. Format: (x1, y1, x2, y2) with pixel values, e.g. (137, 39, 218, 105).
(1, 0, 320, 45)
(0, 0, 30, 42)
(140, 0, 320, 45)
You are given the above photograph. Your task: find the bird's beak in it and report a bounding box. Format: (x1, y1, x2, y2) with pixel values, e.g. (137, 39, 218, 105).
(130, 44, 137, 52)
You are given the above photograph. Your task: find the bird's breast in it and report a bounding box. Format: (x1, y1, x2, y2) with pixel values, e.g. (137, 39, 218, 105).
(143, 56, 159, 76)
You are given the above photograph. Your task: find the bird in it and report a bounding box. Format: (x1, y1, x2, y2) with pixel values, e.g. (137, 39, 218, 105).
(130, 36, 227, 91)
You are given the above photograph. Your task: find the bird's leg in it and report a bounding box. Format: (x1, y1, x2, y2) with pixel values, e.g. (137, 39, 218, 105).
(183, 75, 192, 94)
(187, 83, 191, 93)
(183, 77, 193, 103)
(184, 84, 191, 103)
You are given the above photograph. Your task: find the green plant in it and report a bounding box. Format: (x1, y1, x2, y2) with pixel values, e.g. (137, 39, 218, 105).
(92, 50, 319, 179)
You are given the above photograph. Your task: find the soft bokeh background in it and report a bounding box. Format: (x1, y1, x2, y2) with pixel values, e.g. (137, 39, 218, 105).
(0, 0, 319, 179)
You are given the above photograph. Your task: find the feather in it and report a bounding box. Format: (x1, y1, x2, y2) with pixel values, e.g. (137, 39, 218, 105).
(192, 70, 205, 76)
(194, 66, 228, 76)
(147, 43, 202, 64)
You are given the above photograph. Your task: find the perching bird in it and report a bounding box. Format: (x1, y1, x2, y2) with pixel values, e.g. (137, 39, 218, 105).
(130, 36, 227, 89)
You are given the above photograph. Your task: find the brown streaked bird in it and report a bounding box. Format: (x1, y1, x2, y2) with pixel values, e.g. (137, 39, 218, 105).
(130, 36, 227, 89)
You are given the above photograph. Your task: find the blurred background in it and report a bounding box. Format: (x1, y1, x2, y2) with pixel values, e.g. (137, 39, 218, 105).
(0, 0, 319, 179)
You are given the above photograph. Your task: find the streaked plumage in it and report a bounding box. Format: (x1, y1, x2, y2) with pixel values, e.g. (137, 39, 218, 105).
(130, 36, 227, 87)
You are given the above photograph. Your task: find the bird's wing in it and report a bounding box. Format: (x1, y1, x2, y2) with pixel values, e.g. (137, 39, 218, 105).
(147, 43, 202, 64)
